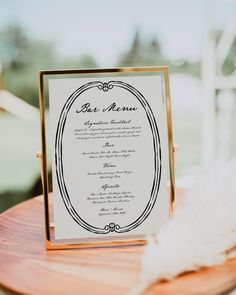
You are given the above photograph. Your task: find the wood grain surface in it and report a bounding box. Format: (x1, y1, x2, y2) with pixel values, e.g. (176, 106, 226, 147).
(0, 190, 236, 295)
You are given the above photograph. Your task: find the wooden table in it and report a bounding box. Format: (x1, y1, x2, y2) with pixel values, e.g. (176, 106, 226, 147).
(1, 192, 236, 295)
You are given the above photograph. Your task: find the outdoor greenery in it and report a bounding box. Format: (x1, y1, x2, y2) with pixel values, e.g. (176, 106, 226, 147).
(0, 25, 202, 108)
(1, 25, 234, 108)
(117, 30, 200, 76)
(0, 24, 98, 107)
(0, 24, 235, 212)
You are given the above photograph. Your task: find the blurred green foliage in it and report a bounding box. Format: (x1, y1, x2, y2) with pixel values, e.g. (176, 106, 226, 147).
(1, 25, 234, 108)
(0, 24, 235, 213)
(0, 25, 55, 106)
(117, 29, 201, 77)
(0, 24, 98, 107)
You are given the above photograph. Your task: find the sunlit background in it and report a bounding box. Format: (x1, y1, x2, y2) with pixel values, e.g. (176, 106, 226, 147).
(0, 0, 235, 212)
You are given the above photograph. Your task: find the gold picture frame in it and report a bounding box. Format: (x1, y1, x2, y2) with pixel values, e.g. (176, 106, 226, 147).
(38, 66, 175, 250)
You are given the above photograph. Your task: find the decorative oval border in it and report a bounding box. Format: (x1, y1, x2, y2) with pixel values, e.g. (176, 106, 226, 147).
(55, 81, 161, 234)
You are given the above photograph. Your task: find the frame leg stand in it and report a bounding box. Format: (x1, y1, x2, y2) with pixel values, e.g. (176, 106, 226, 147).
(169, 144, 179, 217)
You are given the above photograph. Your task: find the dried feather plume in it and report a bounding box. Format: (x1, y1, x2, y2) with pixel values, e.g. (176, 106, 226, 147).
(127, 160, 236, 295)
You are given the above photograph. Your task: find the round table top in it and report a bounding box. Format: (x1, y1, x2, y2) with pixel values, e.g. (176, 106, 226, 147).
(1, 192, 236, 295)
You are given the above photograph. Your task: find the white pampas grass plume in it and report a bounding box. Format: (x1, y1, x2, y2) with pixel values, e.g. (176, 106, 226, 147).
(127, 161, 236, 295)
